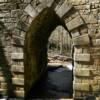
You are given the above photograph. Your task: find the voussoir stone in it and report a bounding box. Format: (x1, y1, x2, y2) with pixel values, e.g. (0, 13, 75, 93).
(66, 16, 84, 31)
(56, 1, 73, 18)
(73, 34, 90, 46)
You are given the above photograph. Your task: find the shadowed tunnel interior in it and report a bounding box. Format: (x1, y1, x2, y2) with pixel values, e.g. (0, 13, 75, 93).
(24, 7, 72, 99)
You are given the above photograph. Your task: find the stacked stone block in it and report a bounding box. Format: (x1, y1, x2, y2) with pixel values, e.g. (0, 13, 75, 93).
(0, 0, 100, 99)
(73, 37, 100, 99)
(0, 0, 26, 98)
(13, 0, 100, 99)
(11, 36, 24, 97)
(24, 0, 100, 99)
(0, 0, 13, 97)
(71, 0, 100, 99)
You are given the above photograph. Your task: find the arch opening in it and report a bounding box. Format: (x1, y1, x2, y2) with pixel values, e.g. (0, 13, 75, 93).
(24, 7, 73, 99)
(46, 26, 73, 99)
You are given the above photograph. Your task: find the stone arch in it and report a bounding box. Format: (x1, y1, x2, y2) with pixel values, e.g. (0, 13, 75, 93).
(11, 0, 100, 99)
(24, 7, 70, 97)
(24, 2, 89, 98)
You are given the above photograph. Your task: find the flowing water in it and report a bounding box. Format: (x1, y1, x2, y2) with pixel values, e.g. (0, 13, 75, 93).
(28, 63, 73, 99)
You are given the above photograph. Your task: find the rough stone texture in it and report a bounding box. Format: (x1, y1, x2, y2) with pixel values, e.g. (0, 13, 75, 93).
(24, 7, 66, 98)
(56, 1, 73, 18)
(66, 16, 84, 31)
(92, 39, 100, 46)
(0, 0, 100, 99)
(11, 53, 23, 59)
(12, 78, 24, 86)
(24, 4, 37, 18)
(73, 83, 90, 91)
(74, 53, 90, 62)
(73, 7, 100, 94)
(71, 30, 80, 38)
(11, 65, 24, 73)
(0, 0, 24, 98)
(73, 34, 90, 46)
(15, 90, 24, 97)
(74, 68, 90, 76)
(74, 46, 100, 98)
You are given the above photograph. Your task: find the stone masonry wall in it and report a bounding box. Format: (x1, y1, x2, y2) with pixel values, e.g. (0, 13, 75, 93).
(0, 0, 25, 97)
(69, 0, 100, 99)
(23, 0, 100, 99)
(0, 0, 100, 99)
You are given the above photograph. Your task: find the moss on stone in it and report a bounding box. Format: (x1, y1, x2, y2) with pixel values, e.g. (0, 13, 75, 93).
(24, 7, 64, 96)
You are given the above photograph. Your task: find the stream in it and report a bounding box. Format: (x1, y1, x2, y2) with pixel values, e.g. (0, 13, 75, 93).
(27, 64, 73, 99)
